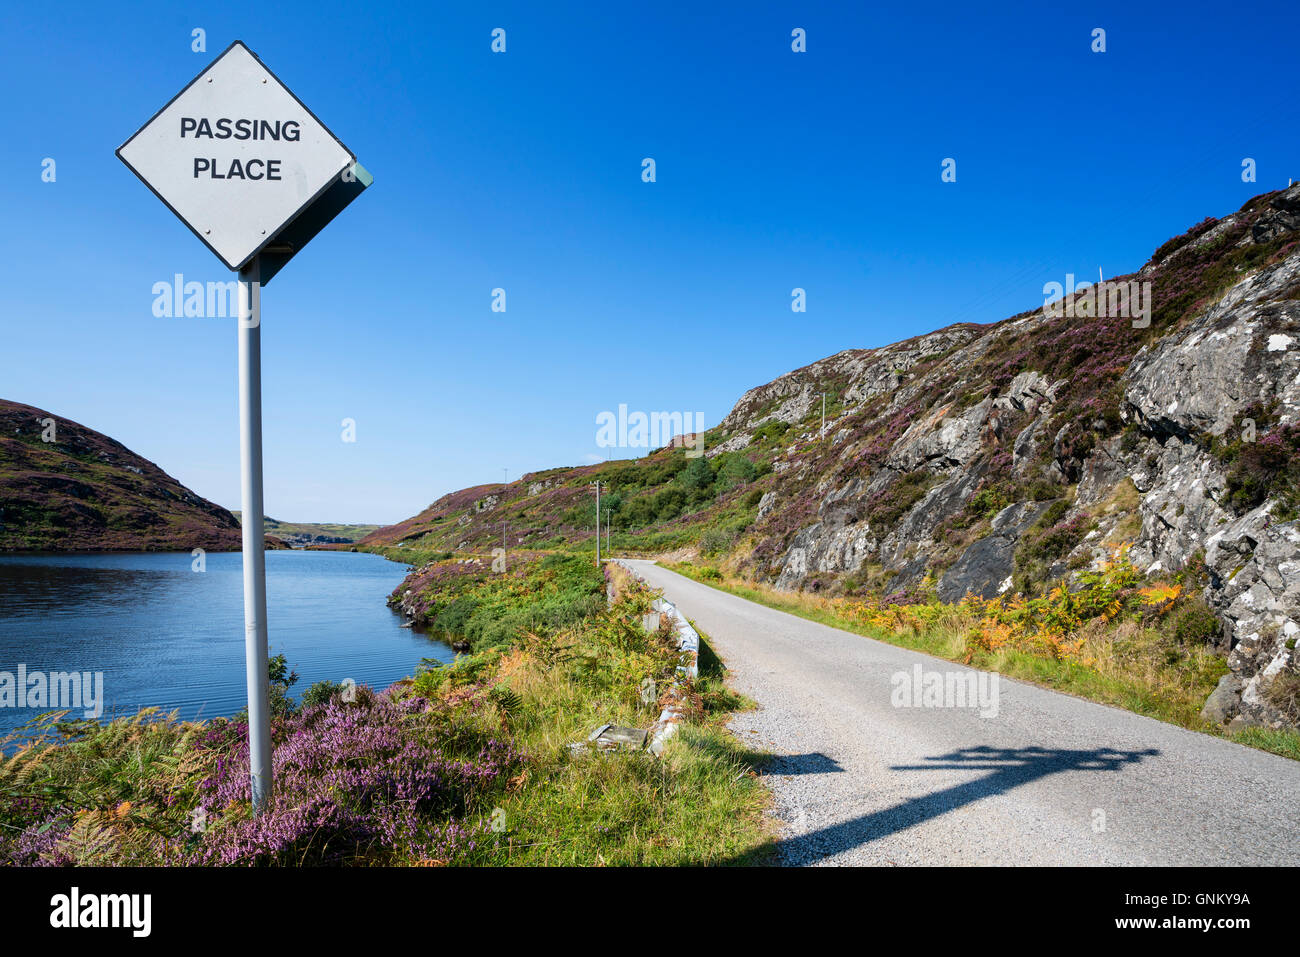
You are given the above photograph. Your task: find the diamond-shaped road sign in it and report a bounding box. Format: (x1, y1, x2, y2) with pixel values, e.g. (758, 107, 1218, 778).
(115, 41, 372, 815)
(117, 40, 364, 278)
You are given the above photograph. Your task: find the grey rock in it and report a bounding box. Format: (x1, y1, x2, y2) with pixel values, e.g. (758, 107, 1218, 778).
(937, 502, 1049, 602)
(1246, 183, 1300, 245)
(1200, 673, 1243, 725)
(1123, 251, 1300, 440)
(713, 219, 1300, 730)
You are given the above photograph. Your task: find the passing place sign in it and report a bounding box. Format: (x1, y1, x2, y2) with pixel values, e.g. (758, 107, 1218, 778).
(117, 40, 355, 271)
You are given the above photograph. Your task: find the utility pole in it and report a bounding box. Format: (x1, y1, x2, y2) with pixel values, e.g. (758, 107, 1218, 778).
(592, 480, 603, 566)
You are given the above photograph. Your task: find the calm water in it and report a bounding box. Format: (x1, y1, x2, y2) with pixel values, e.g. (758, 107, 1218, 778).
(0, 550, 453, 737)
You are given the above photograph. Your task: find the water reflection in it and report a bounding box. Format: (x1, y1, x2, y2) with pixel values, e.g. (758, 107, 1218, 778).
(0, 550, 453, 735)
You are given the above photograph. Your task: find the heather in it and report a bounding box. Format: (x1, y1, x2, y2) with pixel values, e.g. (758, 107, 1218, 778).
(0, 554, 770, 866)
(0, 688, 520, 866)
(357, 190, 1300, 604)
(1211, 417, 1300, 521)
(0, 398, 246, 552)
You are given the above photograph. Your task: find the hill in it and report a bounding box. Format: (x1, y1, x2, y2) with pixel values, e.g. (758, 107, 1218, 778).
(364, 185, 1300, 729)
(232, 513, 380, 548)
(0, 399, 248, 551)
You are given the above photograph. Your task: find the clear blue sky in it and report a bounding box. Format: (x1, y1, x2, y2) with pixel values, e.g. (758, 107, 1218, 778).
(2, 1, 1297, 524)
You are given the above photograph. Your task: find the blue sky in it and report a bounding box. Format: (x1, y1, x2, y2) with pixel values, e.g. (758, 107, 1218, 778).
(2, 1, 1297, 524)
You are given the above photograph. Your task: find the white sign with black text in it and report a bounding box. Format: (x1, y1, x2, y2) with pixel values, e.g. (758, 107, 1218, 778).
(117, 40, 354, 270)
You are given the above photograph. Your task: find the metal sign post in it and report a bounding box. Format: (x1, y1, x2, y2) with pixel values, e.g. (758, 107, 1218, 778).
(237, 257, 272, 810)
(117, 41, 370, 814)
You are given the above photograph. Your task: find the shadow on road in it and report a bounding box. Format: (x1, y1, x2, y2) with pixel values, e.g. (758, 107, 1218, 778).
(748, 744, 1159, 866)
(764, 752, 845, 776)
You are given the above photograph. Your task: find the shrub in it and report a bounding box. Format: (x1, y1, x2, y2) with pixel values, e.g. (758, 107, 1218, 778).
(1220, 424, 1300, 517)
(677, 456, 715, 492)
(699, 527, 736, 556)
(1013, 502, 1093, 591)
(753, 420, 790, 444)
(265, 653, 299, 717)
(717, 454, 758, 488)
(654, 486, 688, 521)
(1263, 667, 1300, 723)
(301, 680, 347, 708)
(968, 485, 1011, 518)
(864, 470, 936, 529)
(1170, 598, 1221, 646)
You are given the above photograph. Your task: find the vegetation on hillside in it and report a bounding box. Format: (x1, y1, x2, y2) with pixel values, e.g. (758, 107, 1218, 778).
(363, 190, 1300, 603)
(0, 399, 245, 551)
(233, 513, 381, 547)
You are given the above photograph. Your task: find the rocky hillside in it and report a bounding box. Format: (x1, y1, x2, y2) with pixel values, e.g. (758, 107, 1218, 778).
(0, 399, 248, 551)
(366, 185, 1300, 729)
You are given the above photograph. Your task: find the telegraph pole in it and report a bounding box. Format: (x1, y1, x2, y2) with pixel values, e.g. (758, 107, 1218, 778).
(592, 480, 603, 566)
(502, 470, 508, 571)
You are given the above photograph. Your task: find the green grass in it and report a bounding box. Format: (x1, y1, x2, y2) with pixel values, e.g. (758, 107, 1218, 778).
(471, 721, 771, 865)
(1227, 726, 1300, 761)
(421, 560, 772, 865)
(666, 562, 1300, 762)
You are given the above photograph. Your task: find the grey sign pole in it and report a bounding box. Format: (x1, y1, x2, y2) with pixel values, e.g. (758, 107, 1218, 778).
(115, 41, 372, 816)
(238, 257, 273, 812)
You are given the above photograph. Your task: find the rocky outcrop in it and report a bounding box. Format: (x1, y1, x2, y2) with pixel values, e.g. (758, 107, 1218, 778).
(732, 185, 1300, 727)
(1201, 515, 1300, 728)
(938, 502, 1050, 602)
(1249, 187, 1300, 244)
(1118, 229, 1300, 727)
(1124, 250, 1300, 441)
(367, 186, 1300, 729)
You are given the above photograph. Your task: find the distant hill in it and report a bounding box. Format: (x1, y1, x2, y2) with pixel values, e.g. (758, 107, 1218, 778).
(363, 185, 1300, 729)
(233, 513, 379, 548)
(0, 399, 257, 551)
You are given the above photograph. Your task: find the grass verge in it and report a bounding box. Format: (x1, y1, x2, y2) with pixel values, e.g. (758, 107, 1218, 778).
(666, 558, 1300, 762)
